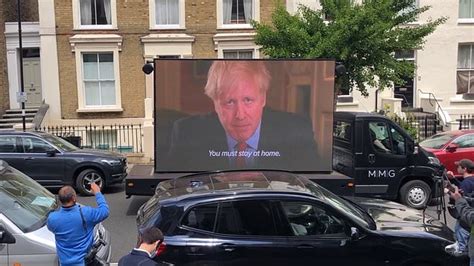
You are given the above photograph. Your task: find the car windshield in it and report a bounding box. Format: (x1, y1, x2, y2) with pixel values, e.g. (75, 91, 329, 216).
(303, 180, 375, 229)
(0, 165, 58, 232)
(420, 133, 456, 149)
(41, 134, 79, 151)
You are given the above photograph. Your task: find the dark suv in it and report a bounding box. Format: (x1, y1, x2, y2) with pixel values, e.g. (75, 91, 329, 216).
(137, 170, 466, 266)
(0, 130, 127, 195)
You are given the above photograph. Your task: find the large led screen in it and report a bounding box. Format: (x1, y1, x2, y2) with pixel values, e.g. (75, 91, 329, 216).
(155, 59, 335, 172)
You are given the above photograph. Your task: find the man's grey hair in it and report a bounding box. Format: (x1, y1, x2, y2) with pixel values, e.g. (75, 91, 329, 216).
(204, 61, 271, 100)
(58, 185, 77, 205)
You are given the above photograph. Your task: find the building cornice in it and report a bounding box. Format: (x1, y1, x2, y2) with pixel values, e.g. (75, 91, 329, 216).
(141, 33, 195, 43)
(69, 34, 123, 52)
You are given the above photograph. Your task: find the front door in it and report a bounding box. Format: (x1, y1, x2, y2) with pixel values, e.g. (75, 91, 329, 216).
(394, 76, 414, 108)
(22, 57, 42, 107)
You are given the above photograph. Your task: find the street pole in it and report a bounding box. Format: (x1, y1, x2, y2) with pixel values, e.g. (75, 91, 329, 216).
(17, 0, 26, 131)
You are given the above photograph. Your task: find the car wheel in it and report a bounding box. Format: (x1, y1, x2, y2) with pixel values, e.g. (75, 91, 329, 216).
(76, 169, 105, 196)
(400, 180, 431, 209)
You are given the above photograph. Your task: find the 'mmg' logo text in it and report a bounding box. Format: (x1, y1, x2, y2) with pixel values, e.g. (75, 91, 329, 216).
(368, 170, 396, 178)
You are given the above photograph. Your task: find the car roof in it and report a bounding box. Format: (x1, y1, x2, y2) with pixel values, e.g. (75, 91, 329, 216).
(441, 129, 474, 136)
(156, 170, 323, 203)
(0, 130, 49, 137)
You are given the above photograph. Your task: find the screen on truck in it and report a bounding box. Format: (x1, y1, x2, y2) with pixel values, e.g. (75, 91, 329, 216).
(155, 59, 335, 172)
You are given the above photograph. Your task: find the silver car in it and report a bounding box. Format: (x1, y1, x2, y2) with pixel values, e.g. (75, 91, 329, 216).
(0, 160, 111, 265)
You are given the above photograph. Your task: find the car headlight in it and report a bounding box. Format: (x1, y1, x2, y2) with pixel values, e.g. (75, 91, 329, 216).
(428, 156, 441, 166)
(101, 159, 121, 166)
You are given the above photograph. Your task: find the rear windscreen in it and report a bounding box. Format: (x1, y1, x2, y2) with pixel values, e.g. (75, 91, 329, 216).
(155, 59, 335, 172)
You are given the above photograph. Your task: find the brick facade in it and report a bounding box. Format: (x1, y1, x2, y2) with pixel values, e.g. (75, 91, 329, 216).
(54, 0, 280, 120)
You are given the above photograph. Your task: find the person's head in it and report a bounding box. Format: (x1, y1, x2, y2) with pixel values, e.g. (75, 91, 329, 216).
(204, 61, 271, 142)
(455, 159, 474, 176)
(137, 227, 164, 256)
(58, 185, 77, 207)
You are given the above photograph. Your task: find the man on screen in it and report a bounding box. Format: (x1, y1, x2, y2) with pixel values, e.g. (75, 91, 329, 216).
(162, 61, 319, 171)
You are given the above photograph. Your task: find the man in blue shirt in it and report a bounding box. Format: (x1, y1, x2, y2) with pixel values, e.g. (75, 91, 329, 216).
(47, 183, 109, 266)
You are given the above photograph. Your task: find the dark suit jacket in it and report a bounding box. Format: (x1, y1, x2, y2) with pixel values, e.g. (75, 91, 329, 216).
(159, 108, 319, 171)
(118, 249, 166, 266)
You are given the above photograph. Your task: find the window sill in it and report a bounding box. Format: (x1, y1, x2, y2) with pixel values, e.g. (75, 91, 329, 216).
(152, 25, 185, 30)
(74, 26, 118, 31)
(449, 98, 474, 103)
(458, 18, 474, 24)
(76, 107, 123, 113)
(218, 24, 254, 30)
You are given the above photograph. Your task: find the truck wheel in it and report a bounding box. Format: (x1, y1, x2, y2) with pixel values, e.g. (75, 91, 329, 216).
(75, 169, 105, 196)
(399, 180, 431, 209)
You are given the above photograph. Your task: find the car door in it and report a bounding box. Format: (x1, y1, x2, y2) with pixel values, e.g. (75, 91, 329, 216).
(276, 199, 383, 265)
(444, 133, 474, 171)
(0, 135, 24, 170)
(355, 120, 409, 199)
(212, 199, 290, 266)
(19, 136, 65, 186)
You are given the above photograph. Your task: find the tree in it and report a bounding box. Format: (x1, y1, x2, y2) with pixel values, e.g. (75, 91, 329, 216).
(252, 0, 446, 96)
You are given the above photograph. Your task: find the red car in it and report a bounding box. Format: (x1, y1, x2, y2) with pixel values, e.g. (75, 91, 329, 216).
(420, 130, 474, 174)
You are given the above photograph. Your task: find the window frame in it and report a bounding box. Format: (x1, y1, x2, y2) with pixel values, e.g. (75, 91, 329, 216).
(20, 136, 55, 154)
(222, 49, 255, 59)
(0, 136, 20, 153)
(457, 44, 474, 94)
(72, 0, 117, 30)
(74, 46, 122, 112)
(451, 133, 474, 149)
(216, 0, 260, 29)
(459, 0, 474, 23)
(149, 0, 185, 29)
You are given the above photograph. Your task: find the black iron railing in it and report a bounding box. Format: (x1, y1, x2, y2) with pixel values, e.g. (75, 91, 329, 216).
(459, 114, 474, 130)
(37, 124, 143, 153)
(392, 114, 441, 141)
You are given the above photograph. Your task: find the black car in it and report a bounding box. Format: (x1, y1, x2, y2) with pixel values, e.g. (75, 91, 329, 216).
(0, 130, 127, 195)
(137, 170, 467, 266)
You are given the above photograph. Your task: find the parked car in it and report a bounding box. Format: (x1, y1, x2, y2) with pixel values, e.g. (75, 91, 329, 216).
(0, 160, 111, 265)
(420, 130, 474, 174)
(0, 130, 127, 195)
(136, 170, 466, 266)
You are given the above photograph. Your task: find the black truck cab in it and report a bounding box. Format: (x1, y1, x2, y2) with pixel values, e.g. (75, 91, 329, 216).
(333, 112, 444, 209)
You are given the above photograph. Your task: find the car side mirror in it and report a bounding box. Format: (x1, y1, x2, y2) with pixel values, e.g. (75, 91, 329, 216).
(46, 149, 57, 157)
(350, 227, 360, 241)
(0, 227, 16, 244)
(446, 144, 458, 153)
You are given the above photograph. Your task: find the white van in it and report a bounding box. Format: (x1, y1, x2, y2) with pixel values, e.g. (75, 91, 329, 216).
(0, 160, 111, 265)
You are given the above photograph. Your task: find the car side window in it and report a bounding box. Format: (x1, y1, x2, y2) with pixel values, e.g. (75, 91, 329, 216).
(182, 203, 218, 232)
(216, 200, 277, 236)
(280, 201, 346, 237)
(369, 122, 393, 154)
(452, 134, 474, 148)
(0, 136, 18, 153)
(390, 126, 406, 155)
(22, 137, 53, 153)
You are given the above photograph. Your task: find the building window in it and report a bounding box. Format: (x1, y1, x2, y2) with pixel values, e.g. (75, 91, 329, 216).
(223, 50, 254, 59)
(82, 53, 116, 106)
(218, 0, 259, 28)
(80, 0, 112, 25)
(459, 0, 474, 19)
(457, 44, 474, 94)
(150, 0, 185, 29)
(73, 0, 116, 29)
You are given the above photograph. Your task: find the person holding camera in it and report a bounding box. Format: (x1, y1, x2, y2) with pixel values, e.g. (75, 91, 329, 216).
(445, 159, 474, 256)
(47, 183, 109, 266)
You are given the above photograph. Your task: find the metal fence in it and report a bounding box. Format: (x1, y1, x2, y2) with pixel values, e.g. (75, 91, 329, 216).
(458, 114, 474, 130)
(37, 124, 143, 153)
(392, 114, 441, 141)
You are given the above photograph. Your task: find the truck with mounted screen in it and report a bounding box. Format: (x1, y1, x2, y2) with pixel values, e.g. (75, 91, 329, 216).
(125, 59, 444, 209)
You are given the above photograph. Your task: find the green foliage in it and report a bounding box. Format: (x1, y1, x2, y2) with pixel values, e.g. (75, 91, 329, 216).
(378, 106, 419, 140)
(253, 0, 446, 96)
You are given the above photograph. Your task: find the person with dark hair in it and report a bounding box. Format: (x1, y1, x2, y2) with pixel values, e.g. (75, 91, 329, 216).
(446, 159, 474, 256)
(118, 227, 167, 266)
(47, 183, 109, 266)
